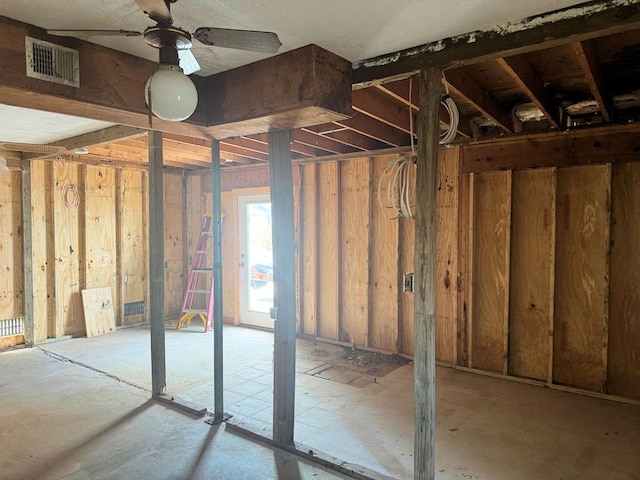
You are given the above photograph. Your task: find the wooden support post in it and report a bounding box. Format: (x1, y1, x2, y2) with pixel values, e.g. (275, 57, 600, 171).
(149, 130, 166, 397)
(21, 159, 34, 347)
(414, 66, 441, 480)
(211, 140, 226, 422)
(269, 129, 296, 447)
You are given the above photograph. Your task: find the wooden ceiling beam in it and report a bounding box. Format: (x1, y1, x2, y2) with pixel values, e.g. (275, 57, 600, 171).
(573, 40, 613, 122)
(352, 0, 640, 86)
(496, 55, 562, 129)
(377, 79, 473, 138)
(294, 130, 357, 154)
(444, 68, 513, 132)
(334, 112, 410, 147)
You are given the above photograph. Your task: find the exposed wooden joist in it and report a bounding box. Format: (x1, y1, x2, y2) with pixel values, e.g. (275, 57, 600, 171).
(377, 79, 473, 138)
(294, 130, 356, 154)
(24, 126, 147, 161)
(444, 68, 514, 132)
(573, 40, 613, 122)
(352, 0, 640, 86)
(496, 55, 562, 129)
(414, 65, 441, 480)
(353, 88, 416, 135)
(333, 112, 410, 147)
(306, 126, 389, 151)
(247, 133, 323, 158)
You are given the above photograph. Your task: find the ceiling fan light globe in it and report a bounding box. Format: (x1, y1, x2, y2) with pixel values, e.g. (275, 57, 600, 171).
(146, 65, 198, 122)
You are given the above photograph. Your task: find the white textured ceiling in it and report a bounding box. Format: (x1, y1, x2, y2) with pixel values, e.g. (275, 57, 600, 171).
(0, 0, 589, 144)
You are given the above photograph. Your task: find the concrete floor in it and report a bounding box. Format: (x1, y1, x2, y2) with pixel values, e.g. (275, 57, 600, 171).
(2, 324, 640, 479)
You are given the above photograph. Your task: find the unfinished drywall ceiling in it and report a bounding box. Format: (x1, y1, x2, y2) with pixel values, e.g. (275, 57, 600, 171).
(0, 105, 114, 144)
(1, 0, 589, 76)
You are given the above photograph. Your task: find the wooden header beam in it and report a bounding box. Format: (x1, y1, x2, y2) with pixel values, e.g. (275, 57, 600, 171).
(352, 0, 640, 87)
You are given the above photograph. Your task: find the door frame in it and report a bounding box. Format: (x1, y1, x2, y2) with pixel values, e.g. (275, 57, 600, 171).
(232, 187, 273, 329)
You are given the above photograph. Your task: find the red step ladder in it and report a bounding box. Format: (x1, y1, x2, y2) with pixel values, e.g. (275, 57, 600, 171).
(178, 214, 215, 332)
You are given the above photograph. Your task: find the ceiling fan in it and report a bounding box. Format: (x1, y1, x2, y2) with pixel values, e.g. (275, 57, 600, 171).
(48, 0, 283, 122)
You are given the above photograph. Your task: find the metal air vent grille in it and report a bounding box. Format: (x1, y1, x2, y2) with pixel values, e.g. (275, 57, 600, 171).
(26, 37, 79, 87)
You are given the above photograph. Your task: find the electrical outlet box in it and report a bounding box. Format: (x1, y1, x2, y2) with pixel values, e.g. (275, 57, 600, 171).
(403, 273, 414, 293)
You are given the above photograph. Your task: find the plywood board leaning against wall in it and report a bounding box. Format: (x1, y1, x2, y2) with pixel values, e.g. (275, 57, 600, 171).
(470, 170, 512, 374)
(82, 287, 116, 337)
(369, 155, 400, 352)
(339, 158, 370, 345)
(509, 168, 556, 381)
(221, 191, 236, 322)
(0, 170, 23, 346)
(608, 162, 640, 400)
(554, 164, 610, 393)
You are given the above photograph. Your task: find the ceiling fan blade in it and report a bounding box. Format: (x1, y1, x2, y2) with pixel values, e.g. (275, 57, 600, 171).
(135, 0, 173, 24)
(178, 49, 201, 75)
(47, 29, 142, 38)
(193, 27, 282, 54)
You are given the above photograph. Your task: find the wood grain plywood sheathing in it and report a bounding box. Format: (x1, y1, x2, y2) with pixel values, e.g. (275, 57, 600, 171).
(316, 161, 339, 340)
(339, 157, 370, 346)
(53, 162, 84, 336)
(84, 165, 116, 292)
(398, 214, 415, 355)
(0, 170, 23, 321)
(457, 172, 471, 366)
(369, 155, 400, 352)
(300, 164, 318, 336)
(608, 162, 640, 400)
(470, 170, 512, 374)
(554, 164, 611, 393)
(163, 172, 185, 318)
(508, 168, 556, 381)
(435, 148, 460, 364)
(119, 169, 148, 325)
(30, 161, 52, 342)
(82, 287, 116, 337)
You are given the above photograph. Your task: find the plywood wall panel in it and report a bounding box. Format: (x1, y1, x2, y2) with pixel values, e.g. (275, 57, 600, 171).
(0, 171, 22, 320)
(339, 158, 370, 345)
(608, 162, 640, 399)
(398, 215, 415, 355)
(369, 156, 400, 352)
(163, 172, 184, 317)
(316, 161, 339, 340)
(509, 168, 556, 380)
(31, 161, 51, 342)
(53, 162, 84, 336)
(554, 165, 610, 392)
(84, 165, 116, 296)
(119, 169, 147, 325)
(471, 171, 511, 374)
(457, 173, 470, 366)
(300, 164, 317, 336)
(435, 149, 459, 364)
